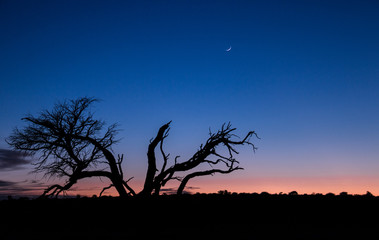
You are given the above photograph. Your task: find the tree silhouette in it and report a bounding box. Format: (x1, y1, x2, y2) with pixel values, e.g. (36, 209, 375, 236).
(7, 97, 135, 198)
(140, 121, 258, 195)
(7, 97, 258, 197)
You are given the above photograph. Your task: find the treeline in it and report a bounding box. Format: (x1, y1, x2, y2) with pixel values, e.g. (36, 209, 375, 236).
(211, 189, 377, 198)
(3, 190, 377, 201)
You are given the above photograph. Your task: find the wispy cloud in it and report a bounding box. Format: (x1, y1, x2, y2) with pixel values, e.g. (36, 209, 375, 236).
(0, 179, 47, 197)
(160, 186, 200, 195)
(0, 180, 16, 187)
(0, 149, 31, 171)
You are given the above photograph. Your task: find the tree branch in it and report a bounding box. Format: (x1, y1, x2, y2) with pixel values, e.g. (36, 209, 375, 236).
(177, 166, 243, 195)
(99, 184, 114, 197)
(150, 122, 258, 195)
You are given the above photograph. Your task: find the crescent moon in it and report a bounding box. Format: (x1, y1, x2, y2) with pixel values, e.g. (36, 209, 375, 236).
(226, 46, 232, 52)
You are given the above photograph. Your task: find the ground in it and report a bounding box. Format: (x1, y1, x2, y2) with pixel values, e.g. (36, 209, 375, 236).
(1, 193, 379, 239)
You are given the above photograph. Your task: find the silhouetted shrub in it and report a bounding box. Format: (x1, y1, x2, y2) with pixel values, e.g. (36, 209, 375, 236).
(365, 191, 374, 197)
(260, 192, 270, 198)
(288, 191, 298, 196)
(217, 190, 231, 195)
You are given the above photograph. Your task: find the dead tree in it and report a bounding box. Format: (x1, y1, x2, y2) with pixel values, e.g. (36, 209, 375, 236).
(7, 97, 135, 198)
(140, 122, 258, 196)
(8, 97, 258, 197)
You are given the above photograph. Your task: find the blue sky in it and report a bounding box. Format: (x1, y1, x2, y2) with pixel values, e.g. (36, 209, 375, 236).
(1, 0, 379, 195)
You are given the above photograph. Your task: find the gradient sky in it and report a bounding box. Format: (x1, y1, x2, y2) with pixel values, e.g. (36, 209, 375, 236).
(1, 0, 379, 197)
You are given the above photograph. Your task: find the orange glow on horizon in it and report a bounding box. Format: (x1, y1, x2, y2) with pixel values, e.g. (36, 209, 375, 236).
(62, 175, 379, 197)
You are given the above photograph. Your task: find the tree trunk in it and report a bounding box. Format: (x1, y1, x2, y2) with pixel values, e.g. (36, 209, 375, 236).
(111, 176, 128, 197)
(77, 135, 130, 197)
(105, 152, 128, 197)
(140, 121, 171, 196)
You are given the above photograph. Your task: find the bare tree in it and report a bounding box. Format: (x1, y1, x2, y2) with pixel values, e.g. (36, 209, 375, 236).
(7, 97, 135, 198)
(8, 97, 258, 197)
(140, 122, 258, 196)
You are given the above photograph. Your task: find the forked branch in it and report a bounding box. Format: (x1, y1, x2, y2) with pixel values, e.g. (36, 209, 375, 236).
(140, 121, 258, 196)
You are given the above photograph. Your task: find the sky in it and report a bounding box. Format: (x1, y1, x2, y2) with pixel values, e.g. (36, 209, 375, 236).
(1, 0, 379, 197)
